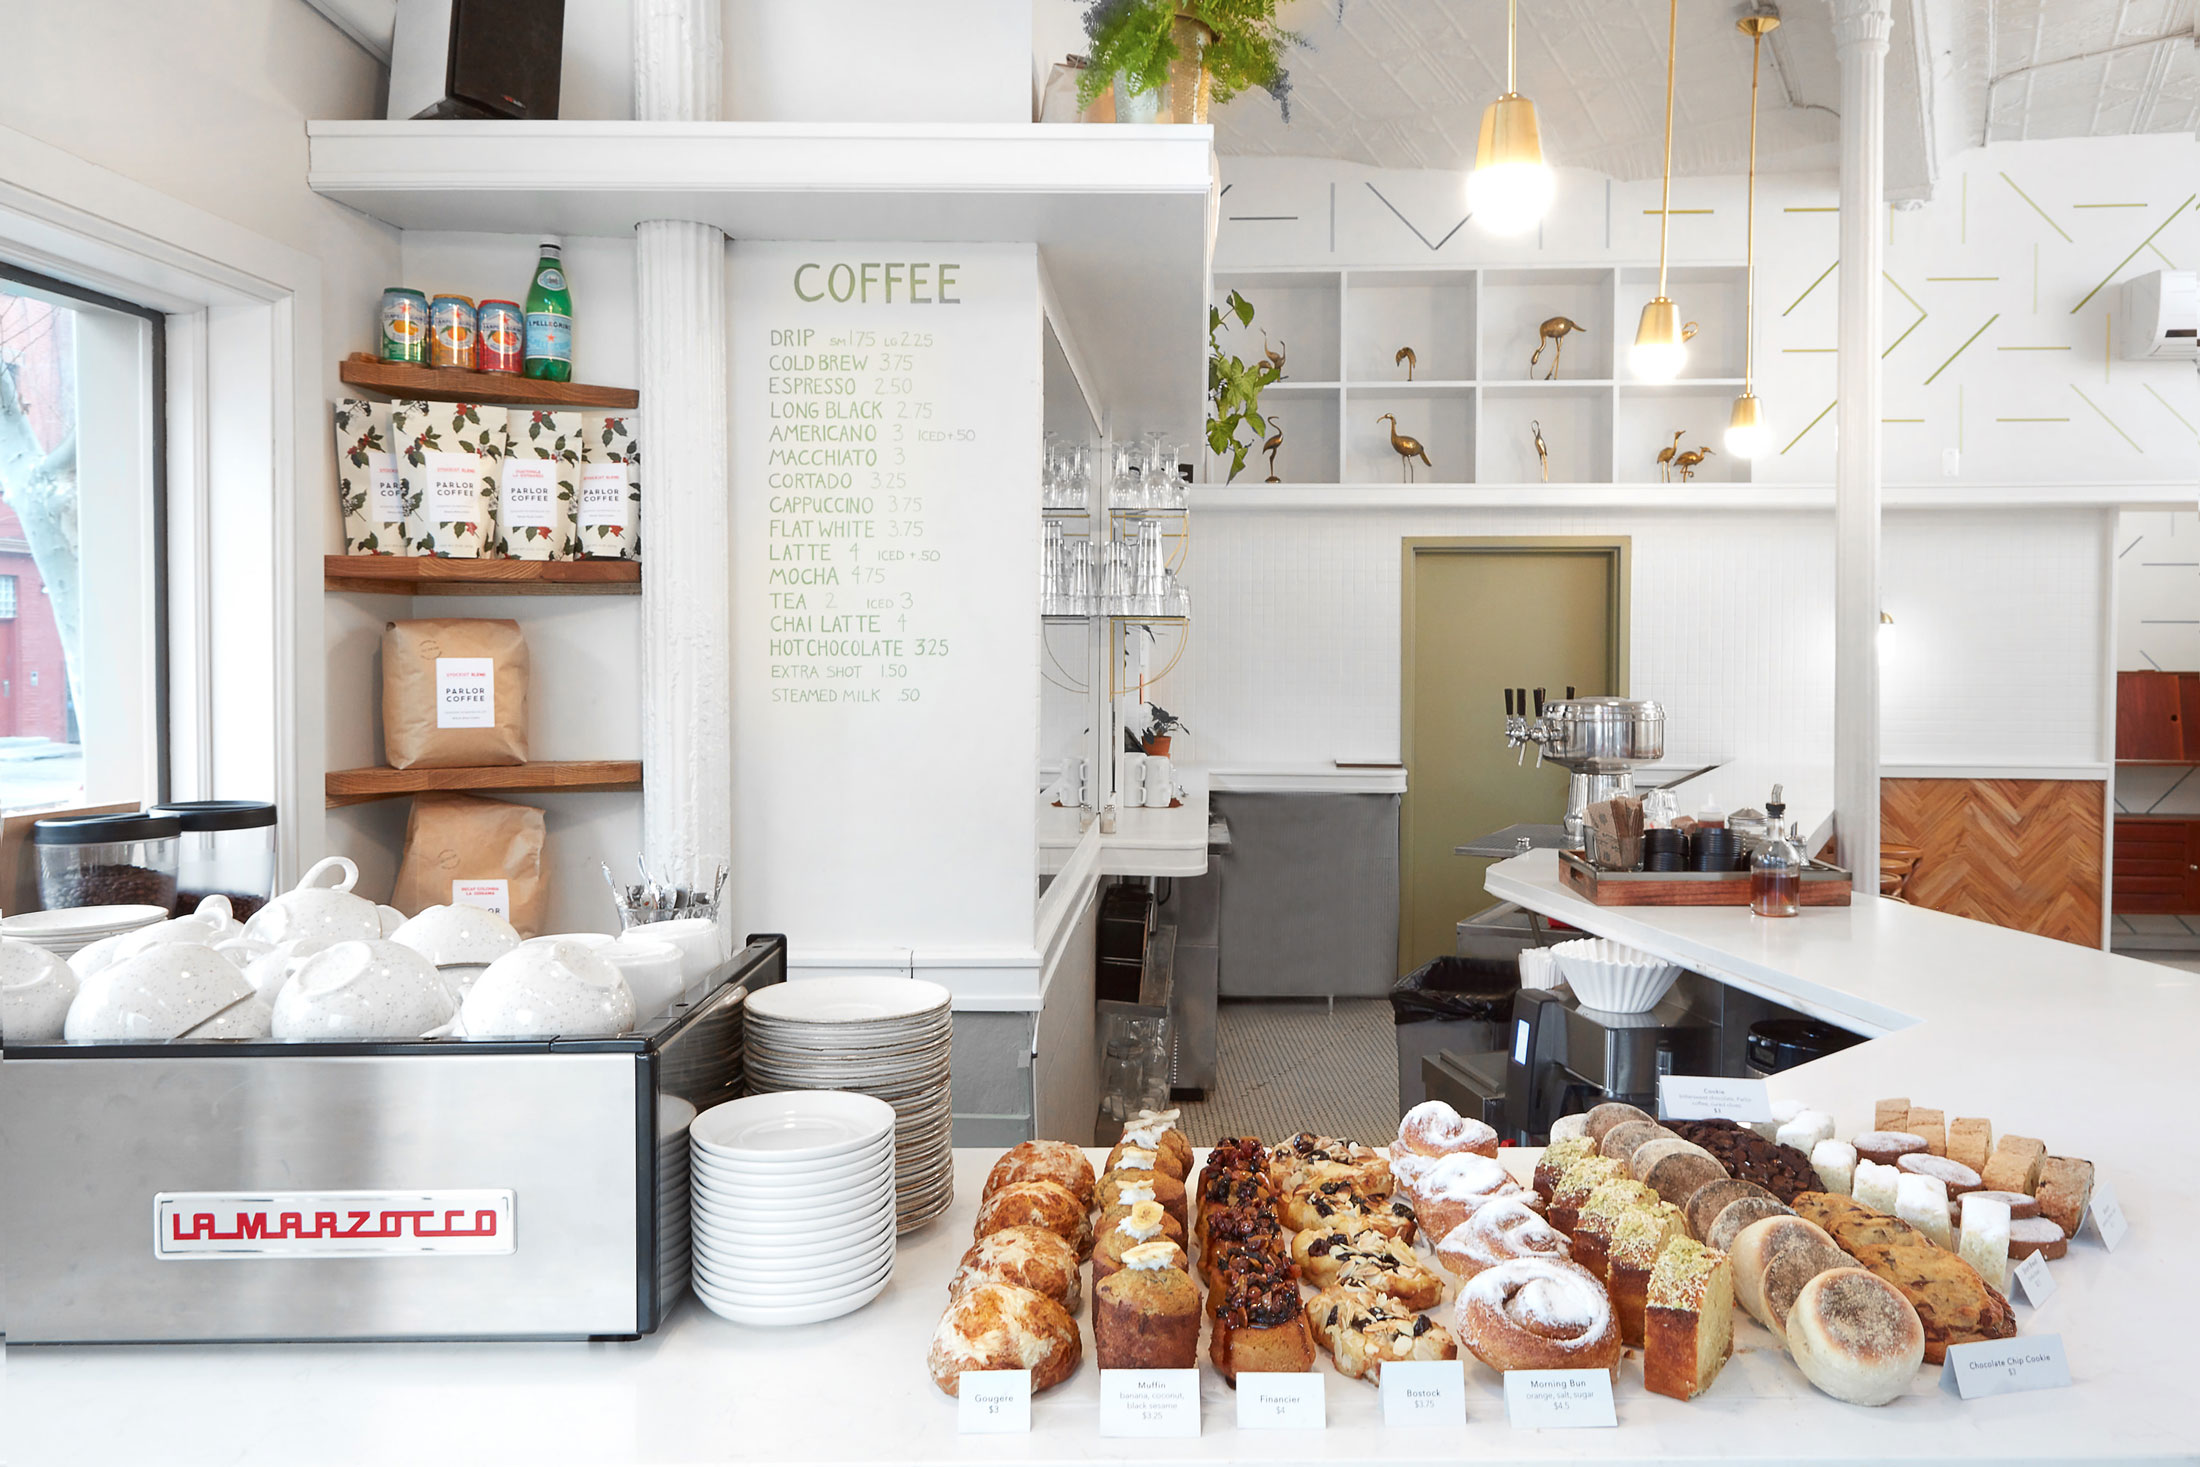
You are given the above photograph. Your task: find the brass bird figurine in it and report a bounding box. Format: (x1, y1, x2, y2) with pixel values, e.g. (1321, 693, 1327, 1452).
(1656, 430, 1686, 483)
(1262, 430, 1284, 482)
(1378, 413, 1432, 482)
(1395, 345, 1418, 381)
(1531, 419, 1550, 482)
(1261, 334, 1287, 380)
(1674, 446, 1716, 482)
(1530, 316, 1584, 379)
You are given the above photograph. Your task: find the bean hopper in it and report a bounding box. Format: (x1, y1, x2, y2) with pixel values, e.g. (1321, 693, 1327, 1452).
(1503, 688, 1667, 844)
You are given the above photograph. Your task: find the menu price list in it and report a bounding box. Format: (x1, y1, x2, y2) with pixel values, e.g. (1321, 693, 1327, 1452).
(762, 316, 971, 713)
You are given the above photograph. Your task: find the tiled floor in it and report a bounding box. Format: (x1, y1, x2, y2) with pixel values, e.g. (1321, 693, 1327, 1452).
(1173, 998, 1401, 1148)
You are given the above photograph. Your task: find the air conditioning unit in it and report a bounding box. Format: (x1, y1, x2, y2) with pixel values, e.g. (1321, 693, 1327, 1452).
(2119, 270, 2198, 360)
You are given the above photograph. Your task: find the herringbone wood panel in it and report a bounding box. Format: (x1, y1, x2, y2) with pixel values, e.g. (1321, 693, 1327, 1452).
(1881, 779, 2104, 948)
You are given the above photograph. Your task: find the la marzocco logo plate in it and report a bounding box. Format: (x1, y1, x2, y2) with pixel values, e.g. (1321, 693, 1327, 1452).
(154, 1190, 515, 1259)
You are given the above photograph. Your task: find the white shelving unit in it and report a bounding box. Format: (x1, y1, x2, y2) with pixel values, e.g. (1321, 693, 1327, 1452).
(1211, 263, 1759, 488)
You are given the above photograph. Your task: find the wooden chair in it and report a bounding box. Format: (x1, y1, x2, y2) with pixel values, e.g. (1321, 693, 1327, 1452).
(1880, 844, 1924, 902)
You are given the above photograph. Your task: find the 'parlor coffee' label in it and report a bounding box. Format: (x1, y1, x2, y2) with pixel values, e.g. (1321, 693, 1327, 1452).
(501, 459, 558, 530)
(435, 657, 495, 729)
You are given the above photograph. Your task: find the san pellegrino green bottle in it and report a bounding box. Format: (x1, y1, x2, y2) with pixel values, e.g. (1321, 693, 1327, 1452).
(524, 236, 572, 382)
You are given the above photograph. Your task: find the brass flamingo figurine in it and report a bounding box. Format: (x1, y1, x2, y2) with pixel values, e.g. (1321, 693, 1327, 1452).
(1261, 335, 1287, 380)
(1673, 446, 1716, 482)
(1530, 419, 1550, 482)
(1655, 430, 1686, 483)
(1377, 414, 1432, 482)
(1395, 346, 1418, 381)
(1530, 316, 1584, 379)
(1262, 430, 1284, 483)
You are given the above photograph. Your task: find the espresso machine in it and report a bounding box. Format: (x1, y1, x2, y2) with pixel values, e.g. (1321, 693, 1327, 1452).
(1503, 688, 1666, 844)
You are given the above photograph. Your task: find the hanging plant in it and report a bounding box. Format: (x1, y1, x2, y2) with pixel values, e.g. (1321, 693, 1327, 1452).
(1207, 289, 1282, 482)
(1077, 0, 1301, 116)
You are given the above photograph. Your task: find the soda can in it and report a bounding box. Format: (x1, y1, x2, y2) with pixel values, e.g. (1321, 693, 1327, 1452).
(477, 300, 525, 376)
(429, 294, 478, 370)
(378, 288, 429, 364)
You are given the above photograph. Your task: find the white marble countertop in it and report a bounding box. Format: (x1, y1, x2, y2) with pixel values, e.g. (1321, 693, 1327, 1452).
(1038, 770, 1210, 879)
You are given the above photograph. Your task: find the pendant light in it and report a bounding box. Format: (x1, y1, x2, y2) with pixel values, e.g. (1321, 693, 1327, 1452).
(1468, 0, 1554, 235)
(1630, 0, 1688, 382)
(1726, 6, 1779, 457)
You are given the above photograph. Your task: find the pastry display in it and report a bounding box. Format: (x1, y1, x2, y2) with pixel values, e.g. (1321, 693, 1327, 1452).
(2007, 1216, 2068, 1261)
(1569, 1178, 1659, 1282)
(1548, 1113, 1590, 1143)
(1309, 1286, 1459, 1381)
(927, 1281, 1084, 1396)
(1094, 1240, 1200, 1370)
(1957, 1195, 2011, 1291)
(949, 1226, 1084, 1312)
(1953, 1188, 2038, 1222)
(1809, 1139, 1857, 1196)
(1790, 1192, 2016, 1363)
(1704, 1194, 1794, 1253)
(1947, 1116, 1994, 1174)
(1395, 1101, 1499, 1160)
(1783, 1267, 1926, 1407)
(1584, 1101, 1655, 1143)
(1094, 1200, 1179, 1281)
(1625, 1136, 1713, 1181)
(1893, 1172, 1953, 1249)
(1904, 1107, 1947, 1158)
(1394, 1150, 1528, 1237)
(1979, 1133, 2046, 1194)
(1753, 1098, 1806, 1143)
(1598, 1118, 1668, 1164)
(1291, 1224, 1445, 1311)
(1211, 1251, 1318, 1382)
(1121, 1109, 1196, 1177)
(1897, 1150, 1981, 1196)
(1534, 1135, 1598, 1202)
(1729, 1215, 1856, 1335)
(1107, 1138, 1189, 1182)
(2033, 1156, 2095, 1238)
(1271, 1132, 1394, 1196)
(1666, 1117, 1818, 1202)
(1435, 1196, 1570, 1279)
(1683, 1177, 1776, 1243)
(1606, 1202, 1688, 1347)
(1642, 1238, 1734, 1401)
(1873, 1097, 1910, 1131)
(1775, 1110, 1836, 1157)
(1642, 1150, 1729, 1210)
(1853, 1158, 1902, 1214)
(1852, 1130, 1929, 1168)
(1097, 1166, 1187, 1230)
(982, 1138, 1098, 1211)
(974, 1178, 1094, 1259)
(1454, 1257, 1622, 1377)
(1549, 1154, 1625, 1234)
(1280, 1175, 1417, 1241)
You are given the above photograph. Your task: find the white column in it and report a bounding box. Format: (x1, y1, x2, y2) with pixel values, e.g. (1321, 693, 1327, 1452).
(634, 1, 731, 872)
(1833, 0, 1891, 894)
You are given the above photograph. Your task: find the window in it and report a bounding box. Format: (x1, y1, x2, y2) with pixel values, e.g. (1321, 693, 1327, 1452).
(0, 264, 166, 814)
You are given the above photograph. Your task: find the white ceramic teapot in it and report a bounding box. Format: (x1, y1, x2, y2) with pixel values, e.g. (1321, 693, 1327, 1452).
(243, 857, 383, 946)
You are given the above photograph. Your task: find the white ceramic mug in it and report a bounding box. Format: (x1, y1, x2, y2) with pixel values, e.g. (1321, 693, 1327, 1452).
(1121, 753, 1148, 809)
(64, 944, 254, 1042)
(551, 933, 685, 1023)
(241, 938, 332, 1004)
(244, 857, 383, 946)
(461, 938, 635, 1039)
(626, 915, 722, 983)
(0, 937, 79, 1043)
(1144, 754, 1173, 806)
(181, 994, 274, 1040)
(390, 903, 521, 968)
(271, 939, 458, 1040)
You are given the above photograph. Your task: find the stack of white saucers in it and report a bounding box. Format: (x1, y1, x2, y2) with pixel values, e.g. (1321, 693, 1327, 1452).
(3, 905, 170, 960)
(689, 1091, 897, 1326)
(742, 977, 953, 1232)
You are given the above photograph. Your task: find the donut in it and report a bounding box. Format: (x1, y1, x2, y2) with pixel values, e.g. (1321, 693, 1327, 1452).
(1452, 1257, 1622, 1376)
(974, 1179, 1094, 1258)
(1394, 1150, 1527, 1238)
(982, 1139, 1097, 1210)
(948, 1226, 1083, 1313)
(1435, 1196, 1571, 1279)
(1396, 1101, 1500, 1159)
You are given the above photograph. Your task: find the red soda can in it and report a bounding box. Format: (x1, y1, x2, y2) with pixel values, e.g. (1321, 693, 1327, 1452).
(477, 300, 525, 375)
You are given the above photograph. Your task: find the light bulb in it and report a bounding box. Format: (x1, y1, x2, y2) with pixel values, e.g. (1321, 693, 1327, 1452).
(1469, 95, 1552, 236)
(1631, 297, 1688, 383)
(1725, 392, 1769, 458)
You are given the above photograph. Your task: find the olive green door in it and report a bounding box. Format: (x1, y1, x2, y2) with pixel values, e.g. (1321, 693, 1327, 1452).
(1400, 539, 1628, 973)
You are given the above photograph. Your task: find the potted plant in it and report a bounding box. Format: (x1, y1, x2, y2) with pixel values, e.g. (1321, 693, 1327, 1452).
(1076, 0, 1301, 125)
(1140, 704, 1188, 757)
(1208, 288, 1282, 481)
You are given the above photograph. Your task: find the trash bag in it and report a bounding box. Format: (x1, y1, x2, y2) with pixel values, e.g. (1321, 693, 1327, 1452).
(1390, 956, 1519, 1025)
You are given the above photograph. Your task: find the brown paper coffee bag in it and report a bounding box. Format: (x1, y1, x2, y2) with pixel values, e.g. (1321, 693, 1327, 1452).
(393, 792, 548, 937)
(381, 618, 529, 769)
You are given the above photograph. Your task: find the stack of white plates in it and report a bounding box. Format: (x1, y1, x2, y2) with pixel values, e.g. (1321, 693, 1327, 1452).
(2, 905, 170, 959)
(743, 977, 954, 1232)
(689, 1091, 897, 1326)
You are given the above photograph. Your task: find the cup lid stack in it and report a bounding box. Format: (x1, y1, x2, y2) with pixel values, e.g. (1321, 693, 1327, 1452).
(688, 1091, 898, 1326)
(741, 976, 954, 1232)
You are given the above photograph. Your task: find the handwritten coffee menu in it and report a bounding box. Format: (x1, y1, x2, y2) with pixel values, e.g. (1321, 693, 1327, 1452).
(732, 243, 1040, 953)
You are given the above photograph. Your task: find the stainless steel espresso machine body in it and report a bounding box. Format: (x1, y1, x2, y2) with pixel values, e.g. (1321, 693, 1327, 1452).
(1503, 690, 1666, 843)
(3, 935, 784, 1344)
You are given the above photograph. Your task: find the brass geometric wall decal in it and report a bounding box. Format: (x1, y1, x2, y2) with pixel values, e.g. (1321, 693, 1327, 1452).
(2070, 385, 2141, 451)
(1780, 399, 1837, 455)
(1783, 261, 1837, 316)
(1922, 314, 1999, 385)
(2000, 173, 2074, 242)
(2145, 384, 2198, 437)
(1363, 183, 1469, 252)
(1882, 272, 1928, 359)
(2072, 194, 2195, 313)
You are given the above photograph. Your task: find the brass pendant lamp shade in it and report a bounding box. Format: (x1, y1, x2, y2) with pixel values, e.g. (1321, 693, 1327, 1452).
(1630, 0, 1688, 382)
(1727, 7, 1780, 457)
(1468, 0, 1554, 234)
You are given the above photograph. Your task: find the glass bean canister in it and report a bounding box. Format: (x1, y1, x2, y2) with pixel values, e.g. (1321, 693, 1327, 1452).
(32, 812, 182, 912)
(152, 800, 278, 921)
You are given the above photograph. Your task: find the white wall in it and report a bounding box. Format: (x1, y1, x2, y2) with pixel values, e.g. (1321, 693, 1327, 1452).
(2115, 507, 2200, 825)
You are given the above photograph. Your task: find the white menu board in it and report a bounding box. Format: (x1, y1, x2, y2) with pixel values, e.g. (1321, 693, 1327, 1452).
(732, 242, 1041, 958)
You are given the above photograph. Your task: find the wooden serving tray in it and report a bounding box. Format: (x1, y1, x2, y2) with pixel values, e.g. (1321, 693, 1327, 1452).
(1559, 850, 1854, 907)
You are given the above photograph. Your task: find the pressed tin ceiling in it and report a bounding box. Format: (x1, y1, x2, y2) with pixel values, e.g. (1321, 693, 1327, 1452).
(1210, 0, 2200, 200)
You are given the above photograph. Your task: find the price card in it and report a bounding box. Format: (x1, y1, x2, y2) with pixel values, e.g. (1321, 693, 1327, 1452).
(956, 1371, 1029, 1434)
(1100, 1369, 1200, 1438)
(1939, 1335, 2072, 1399)
(1503, 1369, 1617, 1428)
(1657, 1075, 1773, 1125)
(1235, 1372, 1324, 1430)
(2011, 1251, 2057, 1308)
(1380, 1359, 1467, 1429)
(2085, 1179, 2128, 1252)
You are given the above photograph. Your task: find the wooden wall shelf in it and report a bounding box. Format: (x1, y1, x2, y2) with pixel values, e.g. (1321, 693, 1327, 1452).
(326, 760, 643, 808)
(338, 353, 639, 410)
(325, 555, 640, 596)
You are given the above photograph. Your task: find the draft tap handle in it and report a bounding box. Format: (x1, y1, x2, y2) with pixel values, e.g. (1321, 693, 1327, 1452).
(1566, 686, 1576, 701)
(1505, 687, 1515, 716)
(1533, 688, 1546, 716)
